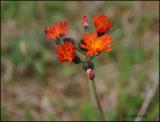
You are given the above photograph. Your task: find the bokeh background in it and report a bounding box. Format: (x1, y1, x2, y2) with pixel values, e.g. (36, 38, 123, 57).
(1, 1, 159, 121)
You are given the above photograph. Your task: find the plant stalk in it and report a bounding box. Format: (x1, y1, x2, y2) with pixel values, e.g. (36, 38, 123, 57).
(58, 35, 105, 120)
(75, 50, 86, 61)
(88, 78, 106, 121)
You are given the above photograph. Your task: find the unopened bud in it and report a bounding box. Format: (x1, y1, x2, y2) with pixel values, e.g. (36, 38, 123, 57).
(73, 55, 81, 64)
(83, 16, 89, 27)
(83, 61, 94, 71)
(79, 39, 87, 51)
(87, 68, 95, 80)
(63, 37, 75, 44)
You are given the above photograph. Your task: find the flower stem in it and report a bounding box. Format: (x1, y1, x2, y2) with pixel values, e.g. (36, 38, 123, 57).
(88, 78, 106, 121)
(75, 50, 86, 61)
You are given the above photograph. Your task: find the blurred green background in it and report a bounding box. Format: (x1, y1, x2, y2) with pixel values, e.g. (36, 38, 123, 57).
(1, 1, 159, 121)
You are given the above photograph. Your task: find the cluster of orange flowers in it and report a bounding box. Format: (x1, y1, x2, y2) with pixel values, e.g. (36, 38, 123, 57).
(45, 15, 112, 63)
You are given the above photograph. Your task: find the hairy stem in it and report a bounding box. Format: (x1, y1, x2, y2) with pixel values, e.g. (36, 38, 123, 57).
(75, 50, 86, 61)
(88, 79, 106, 121)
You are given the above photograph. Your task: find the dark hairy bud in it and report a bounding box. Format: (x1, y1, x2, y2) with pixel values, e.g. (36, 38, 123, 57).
(63, 37, 75, 44)
(83, 61, 94, 71)
(73, 55, 81, 64)
(79, 39, 87, 51)
(97, 32, 105, 37)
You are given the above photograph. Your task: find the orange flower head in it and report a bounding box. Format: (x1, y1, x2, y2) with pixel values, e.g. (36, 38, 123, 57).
(45, 21, 68, 40)
(57, 41, 75, 63)
(81, 32, 112, 57)
(93, 15, 112, 33)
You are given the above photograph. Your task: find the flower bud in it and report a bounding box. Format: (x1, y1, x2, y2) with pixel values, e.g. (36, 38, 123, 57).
(73, 55, 81, 64)
(79, 39, 87, 51)
(83, 61, 94, 71)
(87, 68, 95, 80)
(63, 37, 75, 44)
(83, 16, 89, 27)
(97, 32, 105, 37)
(83, 16, 90, 33)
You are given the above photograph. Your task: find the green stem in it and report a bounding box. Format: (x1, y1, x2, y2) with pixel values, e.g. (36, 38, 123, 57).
(75, 50, 86, 61)
(88, 79, 106, 121)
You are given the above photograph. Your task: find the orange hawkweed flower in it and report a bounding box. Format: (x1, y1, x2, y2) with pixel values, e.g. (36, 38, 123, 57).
(57, 41, 75, 63)
(45, 21, 68, 40)
(93, 15, 112, 34)
(81, 32, 112, 57)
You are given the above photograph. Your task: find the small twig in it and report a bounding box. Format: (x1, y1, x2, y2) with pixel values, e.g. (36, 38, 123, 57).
(134, 80, 159, 121)
(88, 79, 106, 121)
